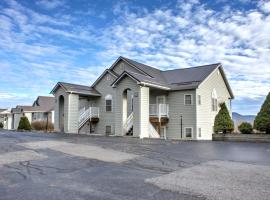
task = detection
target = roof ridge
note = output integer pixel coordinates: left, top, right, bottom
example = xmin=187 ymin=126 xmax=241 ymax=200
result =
xmin=161 ymin=63 xmax=221 ymax=72
xmin=121 ymin=56 xmax=162 ymax=71
xmin=59 ymin=81 xmax=90 ymax=88
xmin=125 ymin=70 xmax=155 ymax=78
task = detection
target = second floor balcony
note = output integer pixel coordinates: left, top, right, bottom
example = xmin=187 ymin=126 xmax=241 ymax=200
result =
xmin=149 ymin=104 xmax=169 ymax=118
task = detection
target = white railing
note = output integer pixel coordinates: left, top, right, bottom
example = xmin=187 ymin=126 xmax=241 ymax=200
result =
xmin=78 ymin=107 xmax=99 ymax=128
xmin=149 ymin=104 xmax=169 ymax=117
xmin=124 ymin=112 xmax=134 ymax=133
xmin=148 ymin=122 xmax=160 ymax=138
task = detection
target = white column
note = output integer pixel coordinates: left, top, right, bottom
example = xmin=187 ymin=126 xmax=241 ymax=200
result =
xmin=67 ymin=94 xmax=79 ymax=134
xmin=139 ymin=86 xmax=149 ymax=138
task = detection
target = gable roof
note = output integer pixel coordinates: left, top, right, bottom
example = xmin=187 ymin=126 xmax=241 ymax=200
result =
xmin=91 ymin=69 xmax=118 ymax=87
xmin=33 ymin=96 xmax=55 ymax=112
xmin=110 ymin=57 xmax=234 ymax=98
xmin=51 ymin=82 xmax=101 ymax=96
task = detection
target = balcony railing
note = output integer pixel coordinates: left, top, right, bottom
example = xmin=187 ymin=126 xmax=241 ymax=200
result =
xmin=149 ymin=104 xmax=169 ymax=117
xmin=78 ymin=107 xmax=99 ymax=128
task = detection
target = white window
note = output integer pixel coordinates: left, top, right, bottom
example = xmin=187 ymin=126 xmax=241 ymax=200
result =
xmin=198 ymin=128 xmax=202 ymax=137
xmin=105 ymin=94 xmax=112 ymax=112
xmin=185 ymin=127 xmax=193 ymax=138
xmin=156 ymin=96 xmax=166 ymax=104
xmin=198 ymin=95 xmax=201 ymax=105
xmin=211 ymin=89 xmax=218 ymax=111
xmin=184 ymin=94 xmax=193 ymax=105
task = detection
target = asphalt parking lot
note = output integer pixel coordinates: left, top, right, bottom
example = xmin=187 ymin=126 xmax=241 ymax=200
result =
xmin=0 ymin=130 xmax=270 ymax=200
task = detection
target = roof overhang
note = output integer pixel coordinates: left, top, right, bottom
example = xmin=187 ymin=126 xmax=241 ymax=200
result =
xmin=198 ymin=64 xmax=234 ymax=99
xmin=111 ymin=71 xmax=171 ymax=90
xmin=109 ymin=56 xmax=152 ymax=77
xmin=50 ymin=82 xmax=101 ymax=97
xmin=91 ymin=69 xmax=118 ymax=88
xmin=50 ymin=82 xmax=64 ymax=94
xmin=111 ymin=71 xmax=140 ymax=87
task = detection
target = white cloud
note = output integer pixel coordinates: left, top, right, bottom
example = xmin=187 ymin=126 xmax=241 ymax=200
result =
xmin=0 ymin=0 xmax=269 ymax=114
xmin=96 ymin=0 xmax=270 ymax=101
xmin=259 ymin=0 xmax=270 ymax=13
xmin=36 ymin=0 xmax=66 ymax=10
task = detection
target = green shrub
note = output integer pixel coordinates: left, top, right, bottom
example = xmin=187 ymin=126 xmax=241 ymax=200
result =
xmin=31 ymin=120 xmax=54 ymax=131
xmin=254 ymin=92 xmax=270 ymax=134
xmin=214 ymin=103 xmax=234 ymax=134
xmin=0 ymin=122 xmax=3 ymax=129
xmin=238 ymin=122 xmax=253 ymax=134
xmin=18 ymin=116 xmax=31 ymax=131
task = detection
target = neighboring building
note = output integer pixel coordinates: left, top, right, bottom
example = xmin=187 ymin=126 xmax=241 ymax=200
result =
xmin=32 ymin=96 xmax=55 ymax=123
xmin=0 ymin=109 xmax=12 ymax=130
xmin=51 ymin=56 xmax=234 ymax=140
xmin=7 ymin=96 xmax=55 ymax=130
xmin=0 ymin=109 xmax=7 ymax=125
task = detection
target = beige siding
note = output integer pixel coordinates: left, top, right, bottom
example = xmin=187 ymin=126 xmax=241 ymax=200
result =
xmin=166 ymin=90 xmax=197 ymax=139
xmin=94 ymin=72 xmax=117 ymax=135
xmin=13 ymin=113 xmax=23 ymax=129
xmin=67 ymin=94 xmax=79 ymax=133
xmin=24 ymin=112 xmax=32 ymax=124
xmin=196 ymin=68 xmax=232 ymax=140
xmin=3 ymin=114 xmax=12 ymax=130
xmin=139 ymin=86 xmax=149 ymax=138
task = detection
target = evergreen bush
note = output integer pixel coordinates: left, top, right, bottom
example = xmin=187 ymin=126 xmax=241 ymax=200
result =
xmin=238 ymin=122 xmax=253 ymax=134
xmin=18 ymin=116 xmax=31 ymax=131
xmin=254 ymin=92 xmax=270 ymax=134
xmin=214 ymin=103 xmax=234 ymax=134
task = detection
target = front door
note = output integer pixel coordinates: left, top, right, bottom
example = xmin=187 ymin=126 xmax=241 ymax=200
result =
xmin=156 ymin=96 xmax=165 ymax=104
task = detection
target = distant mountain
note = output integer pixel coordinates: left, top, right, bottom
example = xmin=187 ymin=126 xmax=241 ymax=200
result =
xmin=232 ymin=112 xmax=256 ymax=123
xmin=232 ymin=112 xmax=256 ymax=131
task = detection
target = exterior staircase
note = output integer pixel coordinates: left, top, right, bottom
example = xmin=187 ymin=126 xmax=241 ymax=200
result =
xmin=148 ymin=122 xmax=160 ymax=138
xmin=124 ymin=112 xmax=134 ymax=135
xmin=78 ymin=107 xmax=99 ymax=129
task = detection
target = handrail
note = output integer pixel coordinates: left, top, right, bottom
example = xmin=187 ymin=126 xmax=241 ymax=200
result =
xmin=78 ymin=107 xmax=99 ymax=128
xmin=124 ymin=112 xmax=134 ymax=133
xmin=149 ymin=104 xmax=169 ymax=117
xmin=148 ymin=122 xmax=160 ymax=138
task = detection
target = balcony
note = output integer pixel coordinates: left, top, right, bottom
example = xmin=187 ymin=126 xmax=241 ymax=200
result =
xmin=149 ymin=104 xmax=169 ymax=124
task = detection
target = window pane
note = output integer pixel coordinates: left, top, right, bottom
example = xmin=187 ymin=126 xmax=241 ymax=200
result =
xmin=185 ymin=95 xmax=192 ymax=105
xmin=185 ymin=128 xmax=192 ymax=137
xmin=198 ymin=128 xmax=201 ymax=137
xmin=198 ymin=95 xmax=201 ymax=105
xmin=106 ymin=100 xmax=112 ymax=112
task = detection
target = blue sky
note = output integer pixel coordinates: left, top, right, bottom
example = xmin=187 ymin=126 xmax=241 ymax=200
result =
xmin=0 ymin=0 xmax=269 ymax=115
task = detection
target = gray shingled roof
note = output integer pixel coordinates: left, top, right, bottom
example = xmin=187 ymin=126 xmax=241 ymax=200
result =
xmin=51 ymin=56 xmax=233 ymax=98
xmin=51 ymin=82 xmax=101 ymax=96
xmin=33 ymin=96 xmax=55 ymax=112
xmin=111 ymin=57 xmax=233 ymax=98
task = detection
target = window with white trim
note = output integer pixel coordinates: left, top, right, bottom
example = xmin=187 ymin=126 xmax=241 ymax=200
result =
xmin=185 ymin=127 xmax=193 ymax=138
xmin=184 ymin=94 xmax=192 ymax=105
xmin=198 ymin=128 xmax=202 ymax=137
xmin=211 ymin=89 xmax=218 ymax=111
xmin=105 ymin=94 xmax=112 ymax=112
xmin=198 ymin=95 xmax=201 ymax=105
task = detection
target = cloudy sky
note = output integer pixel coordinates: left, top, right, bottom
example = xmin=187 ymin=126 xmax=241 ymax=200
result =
xmin=0 ymin=0 xmax=269 ymax=115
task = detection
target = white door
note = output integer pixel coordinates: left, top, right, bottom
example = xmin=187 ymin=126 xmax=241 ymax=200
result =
xmin=156 ymin=96 xmax=165 ymax=104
